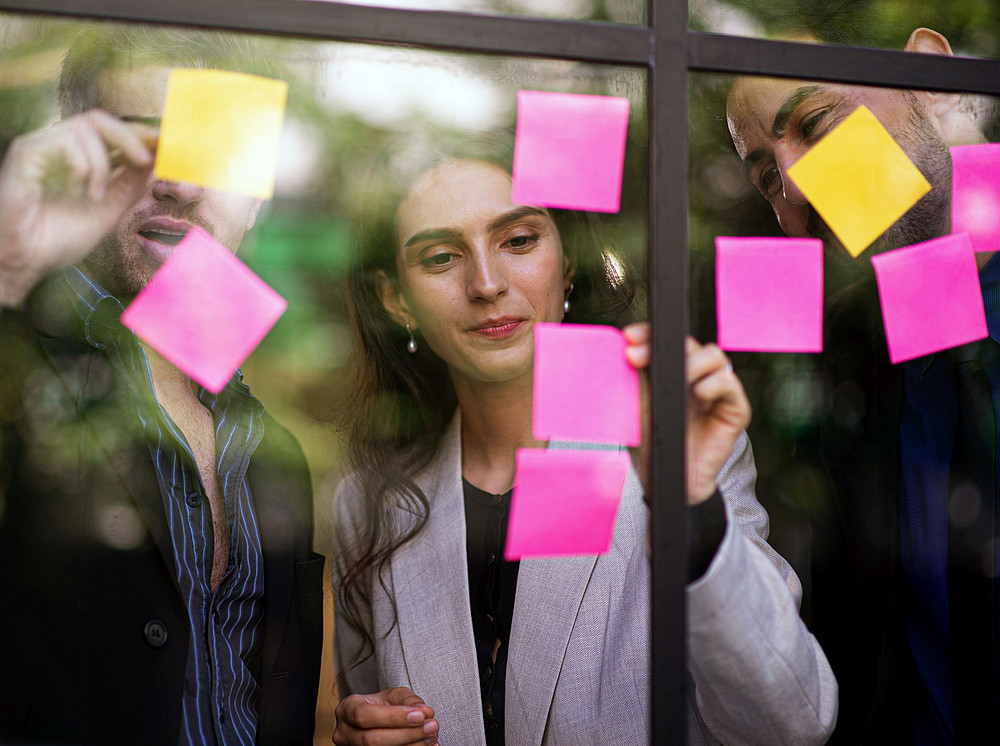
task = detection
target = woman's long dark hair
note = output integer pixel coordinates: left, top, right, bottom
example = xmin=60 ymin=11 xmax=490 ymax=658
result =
xmin=336 ymin=146 xmax=642 ymax=666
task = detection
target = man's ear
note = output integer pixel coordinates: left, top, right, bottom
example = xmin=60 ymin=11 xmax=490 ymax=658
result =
xmin=376 ymin=269 xmax=415 ymax=330
xmin=904 ymin=28 xmax=986 ymax=144
xmin=904 ymin=28 xmax=960 ymax=117
xmin=905 ymin=27 xmax=954 ymax=56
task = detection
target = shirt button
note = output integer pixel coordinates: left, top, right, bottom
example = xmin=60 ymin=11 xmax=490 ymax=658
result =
xmin=491 ymin=494 xmax=502 ymax=506
xmin=185 ymin=492 xmax=202 ymax=508
xmin=144 ymin=620 xmax=168 ymax=648
xmin=487 ymin=552 xmax=497 ymax=564
xmin=485 ymin=665 xmax=493 ymax=678
xmin=485 ymin=614 xmax=495 ymax=628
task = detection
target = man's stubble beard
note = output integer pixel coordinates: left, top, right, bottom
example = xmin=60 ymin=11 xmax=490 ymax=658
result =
xmin=811 ymin=102 xmax=953 ymax=275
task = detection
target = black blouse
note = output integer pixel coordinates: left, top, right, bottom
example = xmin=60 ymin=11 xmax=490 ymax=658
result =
xmin=463 ymin=479 xmax=519 ymax=746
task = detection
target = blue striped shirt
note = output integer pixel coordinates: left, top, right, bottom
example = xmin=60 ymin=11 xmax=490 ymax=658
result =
xmin=64 ymin=267 xmax=267 ymax=746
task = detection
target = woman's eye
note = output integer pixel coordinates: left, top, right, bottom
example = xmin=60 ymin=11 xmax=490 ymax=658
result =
xmin=422 ymin=252 xmax=456 ymax=267
xmin=506 ymin=234 xmax=538 ymax=250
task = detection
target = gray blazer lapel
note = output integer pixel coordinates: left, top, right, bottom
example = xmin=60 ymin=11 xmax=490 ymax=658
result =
xmin=505 ymin=441 xmax=631 ymax=746
xmin=506 ymin=552 xmax=599 ymax=746
xmin=391 ymin=416 xmax=487 ymax=746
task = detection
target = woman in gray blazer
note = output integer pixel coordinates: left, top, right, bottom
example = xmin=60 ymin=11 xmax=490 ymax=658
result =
xmin=331 ymin=154 xmax=838 ymax=746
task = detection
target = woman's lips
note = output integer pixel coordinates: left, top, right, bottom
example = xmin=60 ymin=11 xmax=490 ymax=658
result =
xmin=470 ymin=317 xmax=526 ymax=339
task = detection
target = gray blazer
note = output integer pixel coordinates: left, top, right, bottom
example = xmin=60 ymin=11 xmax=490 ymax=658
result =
xmin=333 ymin=415 xmax=837 ymax=745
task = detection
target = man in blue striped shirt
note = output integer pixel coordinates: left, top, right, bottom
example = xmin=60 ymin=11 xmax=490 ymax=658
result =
xmin=0 ymin=27 xmax=323 ymax=745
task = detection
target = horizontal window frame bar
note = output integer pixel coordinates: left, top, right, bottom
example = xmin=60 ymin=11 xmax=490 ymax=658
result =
xmin=687 ymin=31 xmax=1000 ymax=95
xmin=0 ymin=0 xmax=652 ymax=66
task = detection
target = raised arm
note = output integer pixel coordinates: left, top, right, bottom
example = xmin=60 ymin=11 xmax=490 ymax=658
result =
xmin=0 ymin=110 xmax=155 ymax=307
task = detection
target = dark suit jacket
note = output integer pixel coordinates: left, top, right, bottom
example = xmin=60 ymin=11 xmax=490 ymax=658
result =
xmin=808 ymin=277 xmax=913 ymax=745
xmin=0 ymin=282 xmax=324 ymax=745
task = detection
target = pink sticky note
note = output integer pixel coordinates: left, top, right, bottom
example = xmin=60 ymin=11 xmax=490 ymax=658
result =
xmin=532 ymin=322 xmax=640 ymax=446
xmin=715 ymin=236 xmax=824 ymax=353
xmin=952 ymin=144 xmax=1000 ymax=254
xmin=505 ymin=448 xmax=629 ymax=560
xmin=121 ymin=227 xmax=287 ymax=393
xmin=511 ymin=90 xmax=629 ymax=213
xmin=871 ymin=232 xmax=987 ymax=364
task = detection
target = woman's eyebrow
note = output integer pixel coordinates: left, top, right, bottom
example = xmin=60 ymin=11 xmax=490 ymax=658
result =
xmin=403 ymin=227 xmax=461 ymax=250
xmin=486 ymin=206 xmax=550 ymax=233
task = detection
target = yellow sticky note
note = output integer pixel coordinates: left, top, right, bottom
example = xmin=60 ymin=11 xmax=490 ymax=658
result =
xmin=155 ymin=69 xmax=288 ymax=200
xmin=787 ymin=105 xmax=931 ymax=257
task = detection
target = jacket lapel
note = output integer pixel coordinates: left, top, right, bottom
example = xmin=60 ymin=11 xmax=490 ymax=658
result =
xmin=36 ymin=336 xmax=178 ymax=578
xmin=248 ymin=441 xmax=296 ymax=679
xmin=505 ymin=552 xmax=599 ymax=746
xmin=505 ymin=439 xmax=619 ymax=746
xmin=391 ymin=416 xmax=487 ymax=745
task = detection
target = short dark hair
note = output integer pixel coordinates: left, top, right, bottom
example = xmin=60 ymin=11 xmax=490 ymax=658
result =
xmin=58 ymin=24 xmax=274 ymax=117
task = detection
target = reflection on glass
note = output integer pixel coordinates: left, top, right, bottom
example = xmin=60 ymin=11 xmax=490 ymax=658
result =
xmin=690 ymin=0 xmax=1000 ymax=61
xmin=693 ymin=62 xmax=1000 ymax=744
xmin=298 ymin=0 xmax=646 ymax=25
xmin=0 ymin=11 xmax=647 ymax=743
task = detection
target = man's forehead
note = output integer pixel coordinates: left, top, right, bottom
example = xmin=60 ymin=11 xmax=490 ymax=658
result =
xmin=728 ymin=77 xmax=812 ymax=120
xmin=94 ymin=64 xmax=170 ymax=119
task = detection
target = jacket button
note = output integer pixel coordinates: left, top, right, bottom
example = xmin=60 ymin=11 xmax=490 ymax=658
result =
xmin=144 ymin=620 xmax=168 ymax=648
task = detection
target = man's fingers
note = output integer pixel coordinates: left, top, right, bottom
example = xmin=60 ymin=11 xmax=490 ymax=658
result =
xmin=86 ymin=111 xmax=158 ymax=168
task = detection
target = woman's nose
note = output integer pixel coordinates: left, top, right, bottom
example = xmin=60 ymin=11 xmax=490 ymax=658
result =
xmin=467 ymin=252 xmax=508 ymax=302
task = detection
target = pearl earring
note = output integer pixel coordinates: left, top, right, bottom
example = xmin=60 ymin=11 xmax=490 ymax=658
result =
xmin=406 ymin=322 xmax=418 ymax=354
xmin=563 ymin=282 xmax=574 ymax=314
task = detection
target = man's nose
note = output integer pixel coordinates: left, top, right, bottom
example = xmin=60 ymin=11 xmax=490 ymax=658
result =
xmin=467 ymin=251 xmax=508 ymax=302
xmin=775 ymin=148 xmax=810 ymax=208
xmin=151 ymin=179 xmax=204 ymax=208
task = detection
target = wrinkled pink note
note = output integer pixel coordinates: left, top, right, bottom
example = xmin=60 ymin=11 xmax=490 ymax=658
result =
xmin=121 ymin=227 xmax=287 ymax=393
xmin=715 ymin=236 xmax=824 ymax=353
xmin=952 ymin=144 xmax=1000 ymax=254
xmin=871 ymin=232 xmax=987 ymax=364
xmin=532 ymin=322 xmax=641 ymax=446
xmin=504 ymin=448 xmax=630 ymax=560
xmin=511 ymin=90 xmax=629 ymax=213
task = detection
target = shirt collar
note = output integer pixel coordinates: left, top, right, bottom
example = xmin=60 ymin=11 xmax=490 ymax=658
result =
xmin=59 ymin=266 xmax=252 ymax=405
xmin=979 ymin=252 xmax=1000 ymax=344
xmin=60 ymin=266 xmax=127 ymax=350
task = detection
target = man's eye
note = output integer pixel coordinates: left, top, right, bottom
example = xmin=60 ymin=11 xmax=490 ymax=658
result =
xmin=759 ymin=165 xmax=780 ymax=195
xmin=800 ymin=111 xmax=826 ymax=139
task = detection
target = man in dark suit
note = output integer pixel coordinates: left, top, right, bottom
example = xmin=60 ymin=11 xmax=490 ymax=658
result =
xmin=0 ymin=27 xmax=323 ymax=745
xmin=725 ymin=26 xmax=998 ymax=746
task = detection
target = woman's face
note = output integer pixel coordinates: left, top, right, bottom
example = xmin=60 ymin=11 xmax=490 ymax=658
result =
xmin=385 ymin=159 xmax=572 ymax=389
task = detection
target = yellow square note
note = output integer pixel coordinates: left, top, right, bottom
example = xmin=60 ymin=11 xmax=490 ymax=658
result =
xmin=787 ymin=105 xmax=931 ymax=257
xmin=154 ymin=69 xmax=288 ymax=200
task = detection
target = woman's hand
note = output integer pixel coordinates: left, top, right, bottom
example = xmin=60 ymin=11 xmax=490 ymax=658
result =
xmin=333 ymin=686 xmax=439 ymax=746
xmin=623 ymin=323 xmax=751 ymax=504
xmin=684 ymin=337 xmax=750 ymax=503
xmin=0 ymin=110 xmax=156 ymax=307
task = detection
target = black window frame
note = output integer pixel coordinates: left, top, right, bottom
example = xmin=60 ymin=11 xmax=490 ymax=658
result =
xmin=4 ymin=0 xmax=1000 ymax=741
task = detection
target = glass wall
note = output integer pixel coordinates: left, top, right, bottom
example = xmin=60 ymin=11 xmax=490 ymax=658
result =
xmin=690 ymin=0 xmax=1000 ymax=61
xmin=0 ymin=11 xmax=647 ymax=743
